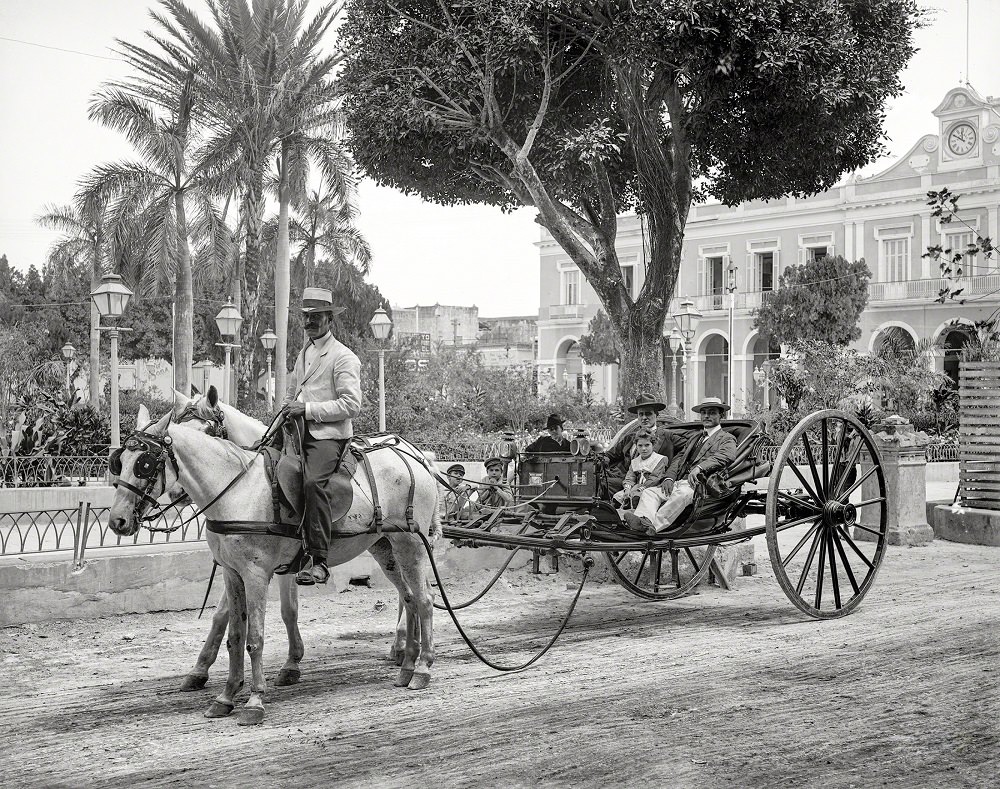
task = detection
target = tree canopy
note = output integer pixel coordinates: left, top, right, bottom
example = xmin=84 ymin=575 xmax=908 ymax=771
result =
xmin=752 ymin=255 xmax=871 ymax=348
xmin=579 ymin=310 xmax=619 ymax=366
xmin=339 ymin=0 xmax=921 ymax=399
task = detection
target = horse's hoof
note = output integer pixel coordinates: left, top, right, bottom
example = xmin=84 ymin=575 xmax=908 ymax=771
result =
xmin=275 ymin=668 xmax=301 ymax=687
xmin=204 ymin=700 xmax=235 ymax=718
xmin=237 ymin=706 xmax=265 ymax=726
xmin=407 ymin=673 xmax=431 ymax=691
xmin=394 ymin=669 xmax=414 ymax=687
xmin=180 ymin=674 xmax=208 ymax=692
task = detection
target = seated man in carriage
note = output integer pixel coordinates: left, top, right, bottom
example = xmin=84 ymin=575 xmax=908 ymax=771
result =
xmin=622 ymin=398 xmax=737 ymax=534
xmin=443 ymin=463 xmax=473 ymax=520
xmin=524 ymin=413 xmax=570 ymax=454
xmin=602 ymin=393 xmax=682 ymax=497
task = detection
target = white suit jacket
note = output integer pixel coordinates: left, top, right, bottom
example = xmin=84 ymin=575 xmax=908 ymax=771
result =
xmin=283 ymin=332 xmax=362 ymax=439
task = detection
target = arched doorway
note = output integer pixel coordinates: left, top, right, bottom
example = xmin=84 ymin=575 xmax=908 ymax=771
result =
xmin=873 ymin=326 xmax=917 ymax=356
xmin=703 ymin=334 xmax=729 ymax=402
xmin=556 ymin=338 xmax=584 ymax=390
xmin=941 ymin=326 xmax=972 ymax=385
xmin=750 ymin=335 xmax=781 ymax=408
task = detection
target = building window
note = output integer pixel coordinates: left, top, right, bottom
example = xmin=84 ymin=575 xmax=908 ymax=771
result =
xmin=705 ymin=256 xmax=725 ymax=296
xmin=808 ymin=247 xmax=828 ymax=263
xmin=798 ymin=233 xmax=834 ymax=265
xmin=563 ymin=269 xmax=580 ymax=305
xmin=882 ymin=237 xmax=910 ymax=282
xmin=620 ymin=264 xmax=635 ymax=298
xmin=754 ymin=251 xmax=775 ymax=292
xmin=944 ymin=231 xmax=980 ymax=276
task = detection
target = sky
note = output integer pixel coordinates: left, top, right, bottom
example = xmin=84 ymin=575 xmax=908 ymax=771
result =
xmin=1 ymin=0 xmax=999 ymax=317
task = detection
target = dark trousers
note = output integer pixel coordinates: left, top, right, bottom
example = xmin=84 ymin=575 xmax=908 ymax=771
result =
xmin=301 ymin=428 xmax=349 ymax=563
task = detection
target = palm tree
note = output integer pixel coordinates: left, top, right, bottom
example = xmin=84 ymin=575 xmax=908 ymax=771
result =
xmin=290 ymin=186 xmax=371 ymax=292
xmin=82 ymin=75 xmax=231 ymax=395
xmin=36 ymin=201 xmax=107 ymax=405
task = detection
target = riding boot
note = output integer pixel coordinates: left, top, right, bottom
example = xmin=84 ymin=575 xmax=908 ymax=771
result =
xmin=295 ymin=555 xmax=330 ymax=586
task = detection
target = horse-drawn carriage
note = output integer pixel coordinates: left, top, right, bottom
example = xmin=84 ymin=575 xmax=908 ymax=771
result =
xmin=441 ymin=409 xmax=889 ymax=619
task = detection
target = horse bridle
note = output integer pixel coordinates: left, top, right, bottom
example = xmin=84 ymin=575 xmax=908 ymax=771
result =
xmin=110 ymin=430 xmax=179 ymax=514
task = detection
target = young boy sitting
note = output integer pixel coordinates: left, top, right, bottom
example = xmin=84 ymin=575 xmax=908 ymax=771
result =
xmin=614 ymin=429 xmax=669 ymax=510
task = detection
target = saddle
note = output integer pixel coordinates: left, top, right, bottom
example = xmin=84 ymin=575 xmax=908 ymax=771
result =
xmin=258 ymin=419 xmax=359 ymax=533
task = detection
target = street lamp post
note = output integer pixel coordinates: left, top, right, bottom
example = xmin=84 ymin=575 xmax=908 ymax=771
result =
xmin=259 ymin=328 xmax=278 ymax=412
xmin=193 ymin=359 xmax=213 ymax=397
xmin=90 ymin=274 xmax=133 ymax=449
xmin=214 ymin=299 xmax=243 ymax=405
xmin=61 ymin=342 xmax=76 ymax=395
xmin=671 ymin=296 xmax=702 ymax=414
xmin=368 ymin=308 xmax=393 ymax=432
xmin=666 ymin=328 xmax=682 ymax=418
xmin=726 ymin=263 xmax=739 ymax=413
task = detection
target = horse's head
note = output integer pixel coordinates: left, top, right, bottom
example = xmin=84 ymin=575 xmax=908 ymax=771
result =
xmin=172 ymin=387 xmax=267 ymax=446
xmin=108 ymin=410 xmax=180 ymax=536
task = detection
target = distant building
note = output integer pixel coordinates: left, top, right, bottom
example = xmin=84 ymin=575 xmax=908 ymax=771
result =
xmin=537 ymin=85 xmax=1000 ymax=412
xmin=477 ymin=315 xmax=537 ymax=368
xmin=392 ymin=304 xmax=479 ymax=348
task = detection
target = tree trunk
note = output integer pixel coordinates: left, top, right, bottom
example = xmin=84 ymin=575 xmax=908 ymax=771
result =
xmin=89 ymin=266 xmax=101 ymax=408
xmin=615 ymin=311 xmax=667 ymax=406
xmin=173 ymin=191 xmax=194 ymax=396
xmin=274 ymin=146 xmax=291 ymax=410
xmin=237 ymin=173 xmax=265 ymax=407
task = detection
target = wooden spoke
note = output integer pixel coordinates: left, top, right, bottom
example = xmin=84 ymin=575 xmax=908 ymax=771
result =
xmin=837 ymin=463 xmax=879 ymax=502
xmin=605 ymin=544 xmax=717 ymax=601
xmin=653 ymin=551 xmax=663 ymax=591
xmin=684 ymin=546 xmax=701 ymax=573
xmin=782 ymin=519 xmax=822 ymax=568
xmin=813 ymin=527 xmax=828 ymax=609
xmin=831 ymin=527 xmax=861 ymax=595
xmin=787 ymin=460 xmax=823 ymax=504
xmin=821 ymin=419 xmax=830 ymax=495
xmin=854 ymin=496 xmax=887 ymax=510
xmin=835 ymin=525 xmax=875 ymax=570
xmin=775 ymin=490 xmax=822 ymax=514
xmin=832 ymin=437 xmax=864 ymax=498
xmin=612 ymin=551 xmax=629 ymax=567
xmin=632 ymin=549 xmax=651 ymax=586
xmin=851 ymin=522 xmax=883 ymax=538
xmin=829 ymin=421 xmax=848 ymax=489
xmin=794 ymin=526 xmax=824 ymax=596
xmin=826 ymin=529 xmax=842 ymax=609
xmin=801 ymin=432 xmax=825 ymax=502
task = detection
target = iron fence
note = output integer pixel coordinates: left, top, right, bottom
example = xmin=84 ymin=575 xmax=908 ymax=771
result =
xmin=0 ymin=500 xmax=206 ymax=564
xmin=0 ymin=455 xmax=110 ymax=488
xmin=758 ymin=443 xmax=957 ymax=464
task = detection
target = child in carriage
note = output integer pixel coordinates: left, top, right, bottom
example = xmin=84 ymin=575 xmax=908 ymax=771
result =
xmin=613 ymin=429 xmax=669 ymax=510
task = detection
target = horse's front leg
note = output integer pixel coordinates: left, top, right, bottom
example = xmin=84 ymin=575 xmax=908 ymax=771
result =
xmin=274 ymin=573 xmax=304 ymax=686
xmin=237 ymin=565 xmax=271 ymax=726
xmin=181 ymin=579 xmax=229 ymax=691
xmin=204 ymin=567 xmax=246 ymax=719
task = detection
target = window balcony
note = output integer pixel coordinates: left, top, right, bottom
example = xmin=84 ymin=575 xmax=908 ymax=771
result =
xmin=548 ymin=303 xmax=585 ymax=319
xmin=867 ymin=274 xmax=1000 ymax=302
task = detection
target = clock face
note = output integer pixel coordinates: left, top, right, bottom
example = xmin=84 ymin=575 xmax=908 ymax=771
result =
xmin=947 ymin=122 xmax=977 ymax=156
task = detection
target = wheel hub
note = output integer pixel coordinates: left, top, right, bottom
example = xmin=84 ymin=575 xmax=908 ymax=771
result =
xmin=823 ymin=500 xmax=856 ymax=527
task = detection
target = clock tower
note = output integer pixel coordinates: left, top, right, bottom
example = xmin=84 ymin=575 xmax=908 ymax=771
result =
xmin=932 ymin=86 xmax=1000 ymax=171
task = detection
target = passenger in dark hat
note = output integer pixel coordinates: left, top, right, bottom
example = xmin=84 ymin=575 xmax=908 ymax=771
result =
xmin=443 ymin=463 xmax=472 ymax=520
xmin=524 ymin=413 xmax=571 ymax=454
xmin=602 ymin=392 xmax=682 ymax=497
xmin=475 ymin=457 xmax=514 ymax=510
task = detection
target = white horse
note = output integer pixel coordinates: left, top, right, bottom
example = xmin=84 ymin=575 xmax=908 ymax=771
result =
xmin=164 ymin=390 xmax=413 ymax=689
xmin=109 ymin=409 xmax=440 ymax=726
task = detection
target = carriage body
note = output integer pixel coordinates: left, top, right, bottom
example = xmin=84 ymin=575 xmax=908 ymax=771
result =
xmin=442 ymin=409 xmax=889 ymax=620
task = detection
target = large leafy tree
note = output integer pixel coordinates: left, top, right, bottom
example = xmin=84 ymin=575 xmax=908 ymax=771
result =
xmin=752 ymin=255 xmax=871 ymax=348
xmin=339 ymin=0 xmax=921 ymax=401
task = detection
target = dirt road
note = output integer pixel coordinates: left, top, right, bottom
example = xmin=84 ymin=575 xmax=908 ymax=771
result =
xmin=2 ymin=535 xmax=998 ymax=788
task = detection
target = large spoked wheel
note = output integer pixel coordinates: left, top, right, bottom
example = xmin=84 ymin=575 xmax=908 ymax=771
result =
xmin=605 ymin=544 xmax=718 ymax=600
xmin=765 ymin=409 xmax=888 ymax=619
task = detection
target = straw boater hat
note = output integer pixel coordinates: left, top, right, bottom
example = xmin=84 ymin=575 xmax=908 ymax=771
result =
xmin=301 ymin=287 xmax=346 ymax=315
xmin=446 ymin=464 xmax=466 ymax=476
xmin=627 ymin=392 xmax=666 ymax=414
xmin=692 ymin=396 xmax=731 ymax=414
xmin=545 ymin=413 xmax=565 ymax=430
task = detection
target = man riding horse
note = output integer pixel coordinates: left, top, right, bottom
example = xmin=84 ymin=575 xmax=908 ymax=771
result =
xmin=280 ymin=287 xmax=362 ymax=586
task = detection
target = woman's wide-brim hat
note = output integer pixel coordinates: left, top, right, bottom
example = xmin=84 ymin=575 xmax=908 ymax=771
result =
xmin=446 ymin=463 xmax=466 ymax=476
xmin=692 ymin=396 xmax=731 ymax=414
xmin=627 ymin=392 xmax=666 ymax=414
xmin=546 ymin=413 xmax=565 ymax=430
xmin=483 ymin=456 xmax=508 ymax=470
xmin=301 ymin=287 xmax=346 ymax=315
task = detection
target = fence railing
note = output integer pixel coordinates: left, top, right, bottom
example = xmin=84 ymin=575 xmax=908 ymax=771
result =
xmin=0 ymin=455 xmax=110 ymax=488
xmin=0 ymin=500 xmax=206 ymax=562
xmin=758 ymin=442 xmax=957 ymax=464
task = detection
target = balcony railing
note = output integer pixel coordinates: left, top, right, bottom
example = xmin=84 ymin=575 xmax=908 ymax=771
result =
xmin=548 ymin=304 xmax=585 ymax=319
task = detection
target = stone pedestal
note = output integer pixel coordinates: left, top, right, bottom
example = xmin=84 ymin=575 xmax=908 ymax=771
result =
xmin=857 ymin=416 xmax=934 ymax=547
xmin=932 ymin=504 xmax=1000 ymax=546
